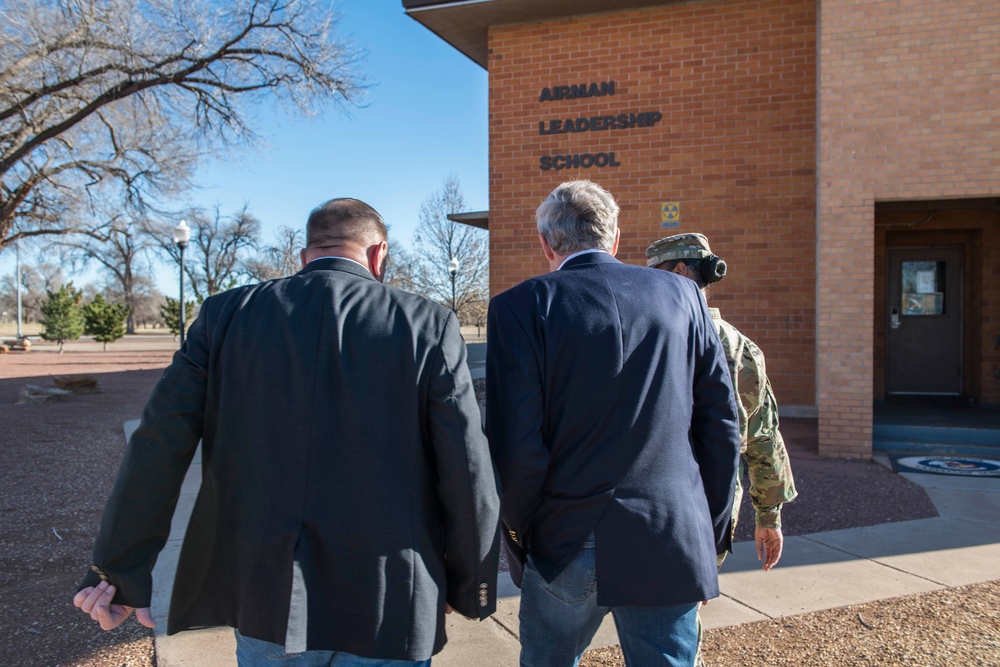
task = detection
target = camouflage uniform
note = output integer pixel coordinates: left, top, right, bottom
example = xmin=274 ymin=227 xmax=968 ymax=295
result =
xmin=711 ymin=308 xmax=797 ymax=559
xmin=645 ymin=233 xmax=797 ymax=546
xmin=647 ymin=233 xmax=797 ymax=666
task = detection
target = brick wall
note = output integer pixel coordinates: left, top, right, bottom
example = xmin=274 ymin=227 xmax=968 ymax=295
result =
xmin=819 ymin=0 xmax=1000 ymax=457
xmin=488 ymin=0 xmax=818 ymax=409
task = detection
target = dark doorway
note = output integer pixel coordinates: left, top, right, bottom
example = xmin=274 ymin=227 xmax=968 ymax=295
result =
xmin=886 ymin=246 xmax=963 ymax=394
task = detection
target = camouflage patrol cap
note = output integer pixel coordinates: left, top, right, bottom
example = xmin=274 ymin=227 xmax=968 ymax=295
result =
xmin=645 ymin=233 xmax=713 ymax=267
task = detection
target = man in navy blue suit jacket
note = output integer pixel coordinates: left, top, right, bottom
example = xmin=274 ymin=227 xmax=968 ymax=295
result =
xmin=486 ymin=180 xmax=740 ymax=667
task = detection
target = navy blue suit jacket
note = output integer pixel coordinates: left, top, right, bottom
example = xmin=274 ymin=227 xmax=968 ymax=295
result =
xmin=486 ymin=252 xmax=740 ymax=606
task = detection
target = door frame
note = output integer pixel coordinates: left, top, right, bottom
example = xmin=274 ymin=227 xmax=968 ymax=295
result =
xmin=875 ymin=222 xmax=982 ymax=402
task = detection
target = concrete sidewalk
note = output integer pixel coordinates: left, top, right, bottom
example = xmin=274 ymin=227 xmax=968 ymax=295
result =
xmin=128 ymin=420 xmax=1000 ymax=666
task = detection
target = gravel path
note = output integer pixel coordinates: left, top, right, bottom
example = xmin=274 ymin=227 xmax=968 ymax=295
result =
xmin=582 ymin=580 xmax=1000 ymax=666
xmin=2 ymin=340 xmax=988 ymax=666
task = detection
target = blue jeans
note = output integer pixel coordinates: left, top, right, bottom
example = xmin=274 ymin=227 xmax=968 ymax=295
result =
xmin=235 ymin=631 xmax=431 ymax=667
xmin=518 ymin=540 xmax=699 ymax=667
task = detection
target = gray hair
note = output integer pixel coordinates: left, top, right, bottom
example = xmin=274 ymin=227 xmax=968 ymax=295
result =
xmin=535 ymin=180 xmax=619 ymax=255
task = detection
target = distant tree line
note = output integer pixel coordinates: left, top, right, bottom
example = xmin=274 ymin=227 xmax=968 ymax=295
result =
xmin=3 ymin=176 xmax=490 ymax=345
xmin=1 ymin=215 xmax=311 ymax=334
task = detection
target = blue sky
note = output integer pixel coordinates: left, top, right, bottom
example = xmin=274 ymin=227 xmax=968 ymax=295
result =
xmin=1 ymin=0 xmax=488 ymax=295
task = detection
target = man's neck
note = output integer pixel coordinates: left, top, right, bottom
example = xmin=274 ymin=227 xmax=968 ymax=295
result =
xmin=302 ymin=243 xmax=371 ymax=272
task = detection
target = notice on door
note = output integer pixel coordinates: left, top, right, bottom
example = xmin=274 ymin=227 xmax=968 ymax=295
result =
xmin=916 ymin=271 xmax=936 ymax=293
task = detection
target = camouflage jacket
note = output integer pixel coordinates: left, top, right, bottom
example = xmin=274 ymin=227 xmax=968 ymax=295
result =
xmin=711 ymin=308 xmax=797 ymax=529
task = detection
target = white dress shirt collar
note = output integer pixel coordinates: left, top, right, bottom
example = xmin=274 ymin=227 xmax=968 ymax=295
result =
xmin=557 ymin=248 xmax=610 ymax=271
xmin=309 ymin=255 xmax=371 ymax=274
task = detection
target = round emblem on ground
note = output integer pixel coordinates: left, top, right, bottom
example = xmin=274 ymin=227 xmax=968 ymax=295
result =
xmin=895 ymin=456 xmax=1000 ymax=477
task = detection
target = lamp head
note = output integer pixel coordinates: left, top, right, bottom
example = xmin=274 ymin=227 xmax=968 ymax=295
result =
xmin=173 ymin=220 xmax=191 ymax=248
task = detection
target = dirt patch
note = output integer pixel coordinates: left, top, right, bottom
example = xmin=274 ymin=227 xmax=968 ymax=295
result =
xmin=0 ymin=338 xmax=172 ymax=667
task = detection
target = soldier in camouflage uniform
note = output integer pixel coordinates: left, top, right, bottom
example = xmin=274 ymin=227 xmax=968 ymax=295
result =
xmin=646 ymin=233 xmax=798 ymax=666
xmin=646 ymin=232 xmax=797 ymax=571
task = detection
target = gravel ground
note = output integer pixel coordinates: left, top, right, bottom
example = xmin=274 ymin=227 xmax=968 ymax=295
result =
xmin=2 ymin=341 xmax=990 ymax=666
xmin=0 ymin=338 xmax=172 ymax=667
xmin=582 ymin=580 xmax=1000 ymax=666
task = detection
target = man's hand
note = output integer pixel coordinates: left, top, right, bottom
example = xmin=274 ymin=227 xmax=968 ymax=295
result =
xmin=755 ymin=526 xmax=784 ymax=571
xmin=73 ymin=581 xmax=156 ymax=631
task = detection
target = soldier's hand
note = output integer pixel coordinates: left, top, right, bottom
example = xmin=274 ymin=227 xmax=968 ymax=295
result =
xmin=755 ymin=526 xmax=784 ymax=571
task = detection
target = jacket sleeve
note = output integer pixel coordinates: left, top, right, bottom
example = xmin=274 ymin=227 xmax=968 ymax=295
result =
xmin=79 ymin=300 xmax=212 ymax=607
xmin=425 ymin=312 xmax=501 ymax=619
xmin=741 ymin=339 xmax=798 ymax=528
xmin=484 ymin=295 xmax=549 ymax=563
xmin=689 ymin=290 xmax=742 ymax=555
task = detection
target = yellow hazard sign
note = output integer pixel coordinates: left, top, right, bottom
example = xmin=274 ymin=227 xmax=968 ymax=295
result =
xmin=661 ymin=202 xmax=680 ymax=228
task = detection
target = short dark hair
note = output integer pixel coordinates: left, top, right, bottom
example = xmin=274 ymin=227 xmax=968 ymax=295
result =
xmin=306 ymin=198 xmax=387 ymax=249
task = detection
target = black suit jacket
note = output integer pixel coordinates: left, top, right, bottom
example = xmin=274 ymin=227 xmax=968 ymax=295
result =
xmin=486 ymin=252 xmax=739 ymax=606
xmin=81 ymin=258 xmax=500 ymax=660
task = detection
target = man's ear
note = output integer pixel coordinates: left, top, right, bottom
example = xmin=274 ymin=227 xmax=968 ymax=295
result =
xmin=300 ymin=248 xmax=308 ymax=269
xmin=368 ymin=240 xmax=389 ymax=282
xmin=609 ymin=227 xmax=621 ymax=257
xmin=538 ymin=233 xmax=556 ymax=261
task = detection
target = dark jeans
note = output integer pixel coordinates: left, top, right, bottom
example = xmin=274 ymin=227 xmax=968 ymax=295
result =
xmin=518 ymin=539 xmax=699 ymax=667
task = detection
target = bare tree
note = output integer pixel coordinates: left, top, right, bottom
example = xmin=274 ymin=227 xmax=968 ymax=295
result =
xmin=0 ymin=255 xmax=66 ymax=323
xmin=100 ymin=273 xmax=161 ymax=331
xmin=141 ymin=291 xmax=169 ymax=329
xmin=463 ymin=298 xmax=488 ymax=337
xmin=411 ymin=176 xmax=488 ymax=319
xmin=155 ymin=204 xmax=261 ymax=302
xmin=383 ymin=238 xmax=418 ymax=293
xmin=243 ymin=225 xmax=304 ymax=282
xmin=54 ymin=213 xmax=157 ymax=333
xmin=0 ymin=0 xmax=365 ymax=252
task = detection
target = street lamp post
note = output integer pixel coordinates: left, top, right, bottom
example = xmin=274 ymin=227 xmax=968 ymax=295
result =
xmin=448 ymin=257 xmax=459 ymax=316
xmin=14 ymin=239 xmax=23 ymax=339
xmin=173 ymin=220 xmax=191 ymax=347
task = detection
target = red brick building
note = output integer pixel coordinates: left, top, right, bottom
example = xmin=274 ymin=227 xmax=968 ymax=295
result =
xmin=404 ymin=0 xmax=1000 ymax=458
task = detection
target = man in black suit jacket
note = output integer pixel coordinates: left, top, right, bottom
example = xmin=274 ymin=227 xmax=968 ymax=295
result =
xmin=75 ymin=198 xmax=500 ymax=666
xmin=486 ymin=180 xmax=740 ymax=666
